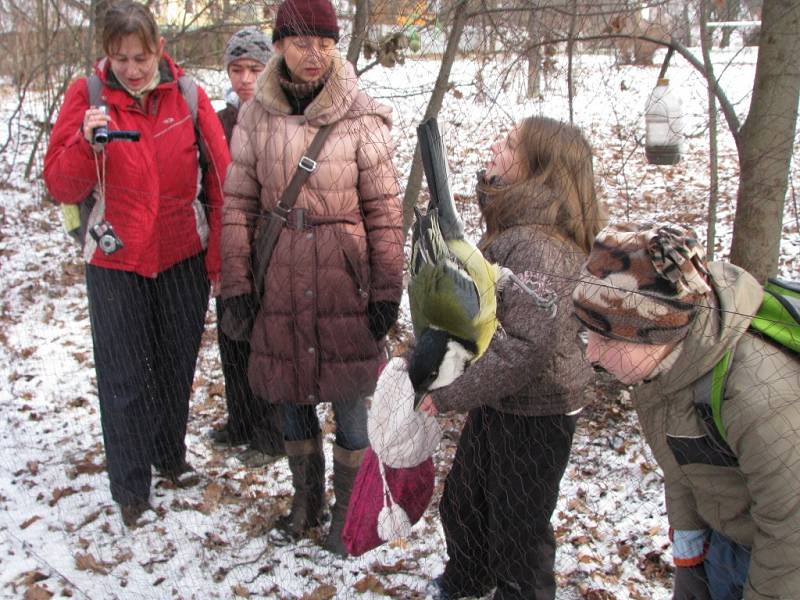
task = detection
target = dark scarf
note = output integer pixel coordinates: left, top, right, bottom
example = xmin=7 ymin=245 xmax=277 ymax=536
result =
xmin=278 ymin=59 xmax=332 ymax=115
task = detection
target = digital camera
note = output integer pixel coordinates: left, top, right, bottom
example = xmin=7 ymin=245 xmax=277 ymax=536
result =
xmin=90 ymin=221 xmax=124 ymax=255
xmin=91 ymin=106 xmax=141 ymax=145
xmin=92 ymin=106 xmax=109 ymax=145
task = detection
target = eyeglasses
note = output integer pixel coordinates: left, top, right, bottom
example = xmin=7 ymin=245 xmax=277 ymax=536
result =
xmin=289 ymin=36 xmax=336 ymax=52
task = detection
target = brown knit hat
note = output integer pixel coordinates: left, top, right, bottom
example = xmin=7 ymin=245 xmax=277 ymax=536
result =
xmin=273 ymin=0 xmax=339 ymax=43
xmin=572 ymin=222 xmax=712 ymax=345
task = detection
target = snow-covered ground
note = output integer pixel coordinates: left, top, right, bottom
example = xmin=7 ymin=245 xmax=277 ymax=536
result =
xmin=0 ymin=46 xmax=798 ymax=599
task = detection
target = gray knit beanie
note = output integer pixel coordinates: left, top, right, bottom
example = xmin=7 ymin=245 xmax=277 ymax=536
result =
xmin=223 ymin=27 xmax=272 ymax=70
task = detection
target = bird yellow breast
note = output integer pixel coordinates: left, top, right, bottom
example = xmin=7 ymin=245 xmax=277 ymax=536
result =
xmin=448 ymin=238 xmax=501 ymax=358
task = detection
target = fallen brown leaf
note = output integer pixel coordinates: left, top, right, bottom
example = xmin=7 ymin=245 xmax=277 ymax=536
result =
xmin=75 ymin=553 xmax=111 ymax=575
xmin=21 ymin=572 xmax=48 ymax=586
xmin=68 ymin=459 xmax=105 ymax=479
xmin=49 ymin=487 xmax=77 ymax=507
xmin=301 ymin=584 xmax=337 ymax=600
xmin=24 ymin=584 xmax=53 ymax=600
xmin=20 ymin=516 xmax=41 ymax=530
xmin=353 ymin=575 xmax=385 ymax=594
xmin=198 ymin=482 xmax=223 ymax=515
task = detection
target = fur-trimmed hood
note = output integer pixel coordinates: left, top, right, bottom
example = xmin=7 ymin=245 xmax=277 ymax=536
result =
xmin=254 ymin=52 xmax=392 ymax=128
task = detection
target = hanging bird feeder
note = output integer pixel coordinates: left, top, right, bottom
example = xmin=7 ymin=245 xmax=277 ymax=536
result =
xmin=645 ymin=48 xmax=683 ymax=165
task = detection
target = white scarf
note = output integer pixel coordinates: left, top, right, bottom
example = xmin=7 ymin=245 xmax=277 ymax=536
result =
xmin=115 ymin=67 xmax=161 ymax=100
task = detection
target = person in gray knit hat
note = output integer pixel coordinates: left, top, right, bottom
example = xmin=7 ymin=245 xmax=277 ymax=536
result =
xmin=209 ymin=27 xmax=284 ymax=469
xmin=572 ymin=222 xmax=800 ymax=600
xmin=217 ymin=27 xmax=272 ymax=142
xmin=223 ymin=27 xmax=272 ymax=71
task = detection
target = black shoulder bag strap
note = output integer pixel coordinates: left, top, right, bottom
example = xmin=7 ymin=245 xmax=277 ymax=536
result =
xmin=252 ymin=124 xmax=334 ymax=297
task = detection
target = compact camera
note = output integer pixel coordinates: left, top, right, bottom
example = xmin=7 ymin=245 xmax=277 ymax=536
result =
xmin=90 ymin=221 xmax=124 ymax=255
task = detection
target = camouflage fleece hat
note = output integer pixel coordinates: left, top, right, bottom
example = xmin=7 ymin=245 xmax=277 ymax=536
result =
xmin=572 ymin=222 xmax=712 ymax=345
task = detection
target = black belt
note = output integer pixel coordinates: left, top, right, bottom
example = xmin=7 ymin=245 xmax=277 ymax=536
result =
xmin=284 ymin=208 xmax=362 ymax=230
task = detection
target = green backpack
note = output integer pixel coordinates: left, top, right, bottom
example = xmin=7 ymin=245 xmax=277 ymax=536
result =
xmin=693 ymin=278 xmax=800 ymax=461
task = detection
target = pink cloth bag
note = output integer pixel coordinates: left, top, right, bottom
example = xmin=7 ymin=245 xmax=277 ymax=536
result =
xmin=341 ymin=446 xmax=435 ymax=556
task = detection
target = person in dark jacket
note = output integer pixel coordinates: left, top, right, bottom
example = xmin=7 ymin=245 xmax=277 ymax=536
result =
xmin=418 ymin=117 xmax=606 ymax=599
xmin=43 ymin=0 xmax=230 ymax=528
xmin=209 ymin=27 xmax=286 ymax=468
xmin=572 ymin=223 xmax=800 ymax=600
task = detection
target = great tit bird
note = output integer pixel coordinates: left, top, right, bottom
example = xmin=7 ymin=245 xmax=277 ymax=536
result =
xmin=408 ymin=118 xmax=546 ymax=401
xmin=408 ymin=118 xmax=502 ymax=398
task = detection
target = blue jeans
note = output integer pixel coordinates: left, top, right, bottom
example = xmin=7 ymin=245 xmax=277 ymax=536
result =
xmin=282 ymin=398 xmax=368 ymax=451
xmin=705 ymin=531 xmax=751 ymax=600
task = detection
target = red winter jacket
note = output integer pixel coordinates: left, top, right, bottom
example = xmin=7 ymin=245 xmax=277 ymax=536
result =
xmin=44 ymin=53 xmax=230 ymax=283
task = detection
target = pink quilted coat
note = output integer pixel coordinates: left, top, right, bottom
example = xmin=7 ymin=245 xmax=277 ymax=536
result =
xmin=220 ymin=53 xmax=403 ymax=406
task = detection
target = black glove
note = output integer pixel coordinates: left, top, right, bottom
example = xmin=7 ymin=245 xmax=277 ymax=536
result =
xmin=367 ymin=301 xmax=399 ymax=340
xmin=673 ymin=565 xmax=711 ymax=600
xmin=220 ymin=294 xmax=258 ymax=342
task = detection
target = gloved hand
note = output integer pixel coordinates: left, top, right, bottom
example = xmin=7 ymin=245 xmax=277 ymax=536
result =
xmin=220 ymin=294 xmax=258 ymax=342
xmin=367 ymin=301 xmax=399 ymax=339
xmin=673 ymin=565 xmax=711 ymax=600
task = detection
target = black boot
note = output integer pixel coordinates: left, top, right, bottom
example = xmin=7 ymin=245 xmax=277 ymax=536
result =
xmin=323 ymin=445 xmax=366 ymax=556
xmin=120 ymin=500 xmax=152 ymax=529
xmin=155 ymin=461 xmax=200 ymax=488
xmin=208 ymin=423 xmax=250 ymax=447
xmin=275 ymin=436 xmax=325 ymax=538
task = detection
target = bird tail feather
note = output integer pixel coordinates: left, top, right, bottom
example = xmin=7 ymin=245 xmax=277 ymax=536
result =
xmin=417 ymin=117 xmax=464 ymax=241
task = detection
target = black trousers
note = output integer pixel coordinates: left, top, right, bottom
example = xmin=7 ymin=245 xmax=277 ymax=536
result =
xmin=439 ymin=406 xmax=577 ymax=600
xmin=87 ymin=254 xmax=209 ymax=505
xmin=214 ymin=298 xmax=283 ymax=453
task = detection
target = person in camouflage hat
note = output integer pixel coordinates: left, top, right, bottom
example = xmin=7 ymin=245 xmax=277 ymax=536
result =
xmin=572 ymin=223 xmax=711 ymax=342
xmin=572 ymin=222 xmax=800 ymax=600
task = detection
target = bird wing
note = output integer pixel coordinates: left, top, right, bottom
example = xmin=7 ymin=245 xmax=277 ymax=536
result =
xmin=408 ymin=258 xmax=481 ymax=341
xmin=410 ymin=207 xmax=450 ymax=278
xmin=448 ymin=238 xmax=502 ymax=356
xmin=417 ymin=117 xmax=464 ymax=241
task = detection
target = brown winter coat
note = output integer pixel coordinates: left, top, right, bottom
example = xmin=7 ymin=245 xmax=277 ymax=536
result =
xmin=220 ymin=53 xmax=403 ymax=405
xmin=430 ymin=222 xmax=592 ymax=417
xmin=634 ymin=262 xmax=800 ymax=599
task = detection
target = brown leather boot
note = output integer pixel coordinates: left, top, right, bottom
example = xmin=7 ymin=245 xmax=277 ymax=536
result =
xmin=275 ymin=436 xmax=325 ymax=538
xmin=323 ymin=445 xmax=366 ymax=556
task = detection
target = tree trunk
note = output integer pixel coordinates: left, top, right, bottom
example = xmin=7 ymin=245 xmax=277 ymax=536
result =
xmin=718 ymin=0 xmax=741 ymax=48
xmin=566 ymin=0 xmax=577 ymax=123
xmin=526 ymin=8 xmax=541 ymax=98
xmin=93 ymin=0 xmax=111 ymax=62
xmin=729 ymin=0 xmax=800 ymax=282
xmin=346 ymin=0 xmax=369 ymax=67
xmin=681 ymin=0 xmax=692 ymax=46
xmin=401 ymin=0 xmax=469 ymax=236
xmin=700 ymin=0 xmax=719 ymax=260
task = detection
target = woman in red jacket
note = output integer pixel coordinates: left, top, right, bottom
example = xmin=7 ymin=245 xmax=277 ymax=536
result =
xmin=44 ymin=1 xmax=230 ymax=528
